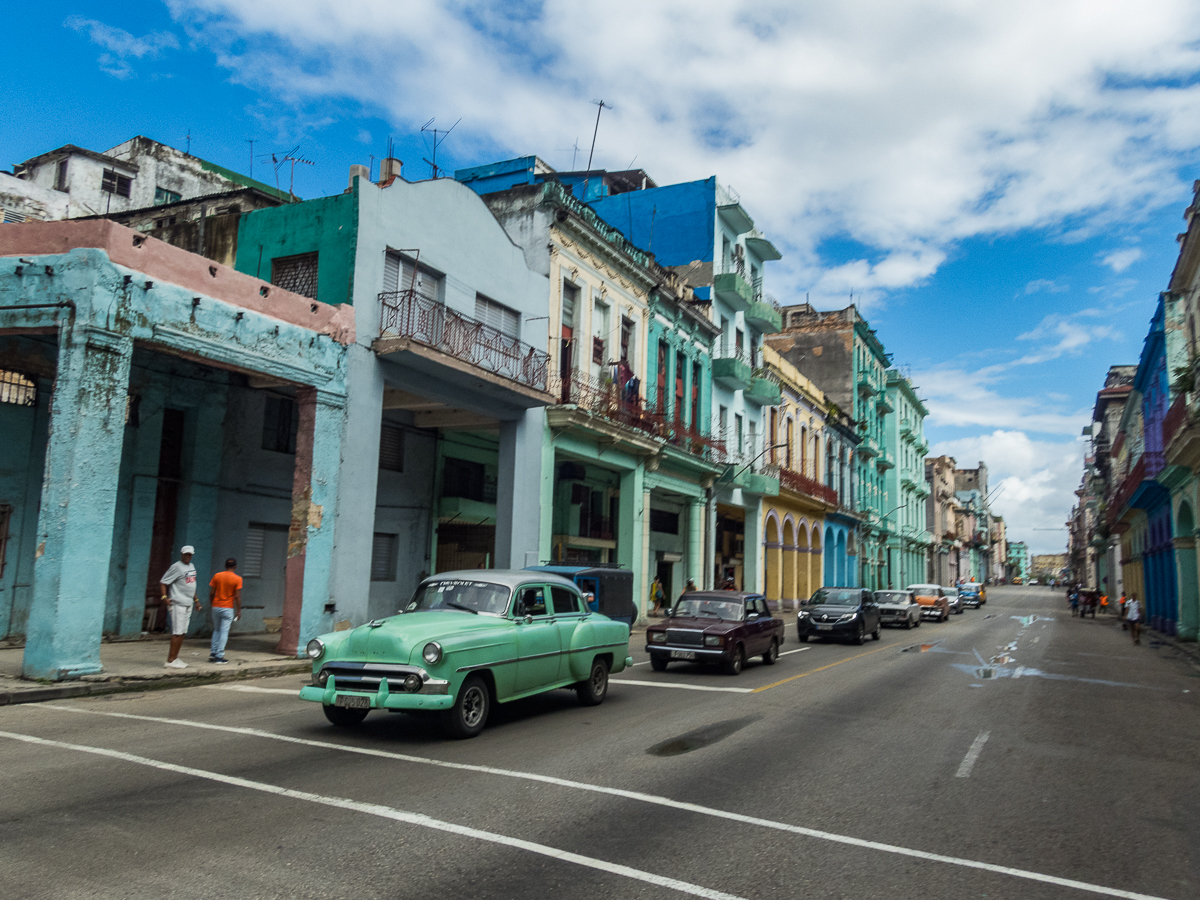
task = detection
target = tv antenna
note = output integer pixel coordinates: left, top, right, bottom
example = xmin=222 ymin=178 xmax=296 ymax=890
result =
xmin=420 ymin=117 xmax=461 ymax=179
xmin=556 ymin=138 xmax=581 ymax=169
xmin=244 ymin=139 xmax=256 ymax=179
xmin=581 ymin=99 xmax=613 ymax=200
xmin=260 ymin=145 xmax=313 ymax=200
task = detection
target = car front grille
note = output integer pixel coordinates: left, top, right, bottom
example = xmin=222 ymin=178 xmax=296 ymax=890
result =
xmin=665 ymin=629 xmax=705 ymax=646
xmin=321 ymin=663 xmax=448 ymax=695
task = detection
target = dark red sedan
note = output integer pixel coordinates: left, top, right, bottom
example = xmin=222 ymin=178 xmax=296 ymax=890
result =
xmin=645 ymin=592 xmax=785 ymax=676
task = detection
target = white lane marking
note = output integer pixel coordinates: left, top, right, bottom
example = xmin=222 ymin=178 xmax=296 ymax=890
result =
xmin=1033 ymin=637 xmax=1040 ymax=644
xmin=201 ymin=685 xmax=299 ymax=695
xmin=956 ymin=731 xmax=991 ymax=778
xmin=778 ymin=647 xmax=812 ymax=657
xmin=38 ymin=706 xmax=1166 ymax=900
xmin=0 ymin=729 xmax=743 ymax=900
xmin=611 ymin=679 xmax=753 ymax=694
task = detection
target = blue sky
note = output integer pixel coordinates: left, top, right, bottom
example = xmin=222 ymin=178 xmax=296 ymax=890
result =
xmin=12 ymin=1 xmax=1200 ymax=553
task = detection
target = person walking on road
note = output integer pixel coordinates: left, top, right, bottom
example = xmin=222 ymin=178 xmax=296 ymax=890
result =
xmin=161 ymin=546 xmax=200 ymax=668
xmin=1126 ymin=594 xmax=1142 ymax=645
xmin=649 ymin=576 xmax=667 ymax=616
xmin=208 ymin=558 xmax=243 ymax=664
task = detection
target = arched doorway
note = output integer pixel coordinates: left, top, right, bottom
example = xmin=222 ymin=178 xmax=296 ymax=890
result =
xmin=1175 ymin=500 xmax=1198 ymax=641
xmin=823 ymin=526 xmax=835 ymax=585
xmin=765 ymin=515 xmax=782 ymax=604
xmin=837 ymin=531 xmax=848 ymax=585
xmin=782 ymin=518 xmax=797 ymax=608
xmin=797 ymin=523 xmax=811 ymax=600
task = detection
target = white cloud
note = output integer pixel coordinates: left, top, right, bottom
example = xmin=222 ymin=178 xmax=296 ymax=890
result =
xmin=165 ymin=0 xmax=1200 ymax=298
xmin=929 ymin=431 xmax=1082 ymax=554
xmin=1011 ymin=308 xmax=1116 ymax=365
xmin=65 ymin=16 xmax=179 ymax=79
xmin=1101 ymin=246 xmax=1144 ymax=272
xmin=915 ymin=365 xmax=1090 ymax=435
xmin=1023 ymin=278 xmax=1069 ymax=295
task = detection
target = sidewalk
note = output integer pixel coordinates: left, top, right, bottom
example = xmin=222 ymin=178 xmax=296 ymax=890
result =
xmin=0 ymin=633 xmax=310 ymax=706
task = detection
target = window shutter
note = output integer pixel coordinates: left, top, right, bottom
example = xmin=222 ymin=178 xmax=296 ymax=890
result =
xmin=474 ymin=295 xmax=519 ymax=337
xmin=379 ymin=424 xmax=405 ymax=471
xmin=243 ymin=526 xmax=266 ymax=578
xmin=371 ymin=533 xmax=397 ymax=581
xmin=383 ymin=252 xmax=400 ymax=294
xmin=271 ymin=253 xmax=319 ymax=301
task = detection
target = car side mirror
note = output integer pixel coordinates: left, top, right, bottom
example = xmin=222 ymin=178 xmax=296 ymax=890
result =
xmin=522 ymin=613 xmax=533 ymax=625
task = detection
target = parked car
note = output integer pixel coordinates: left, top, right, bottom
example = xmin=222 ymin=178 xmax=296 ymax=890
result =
xmin=944 ymin=587 xmax=965 ymax=614
xmin=958 ymin=583 xmax=985 ymax=608
xmin=797 ymin=587 xmax=882 ymax=644
xmin=645 ymin=592 xmax=783 ymax=675
xmin=299 ymin=571 xmax=633 ymax=738
xmin=906 ymin=583 xmax=950 ymax=622
xmin=873 ymin=589 xmax=921 ymax=628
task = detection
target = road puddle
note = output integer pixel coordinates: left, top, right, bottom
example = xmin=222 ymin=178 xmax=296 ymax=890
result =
xmin=647 ymin=715 xmax=761 ymax=756
xmin=951 ymin=662 xmax=1151 ymax=689
xmin=901 ymin=642 xmax=942 ymax=653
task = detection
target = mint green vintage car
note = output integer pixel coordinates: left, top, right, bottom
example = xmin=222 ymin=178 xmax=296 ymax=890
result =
xmin=298 ymin=571 xmax=634 ymax=738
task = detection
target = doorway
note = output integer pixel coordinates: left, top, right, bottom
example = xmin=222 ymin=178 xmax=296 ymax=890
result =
xmin=142 ymin=409 xmax=185 ymax=632
xmin=239 ymin=523 xmax=289 ymax=632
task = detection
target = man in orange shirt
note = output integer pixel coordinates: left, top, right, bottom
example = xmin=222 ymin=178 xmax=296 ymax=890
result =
xmin=208 ymin=558 xmax=243 ymax=664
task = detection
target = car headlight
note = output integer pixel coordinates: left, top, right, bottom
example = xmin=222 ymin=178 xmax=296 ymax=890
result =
xmin=422 ymin=641 xmax=443 ymax=665
xmin=798 ymin=611 xmax=810 ymax=619
xmin=704 ymin=634 xmax=723 ymax=646
xmin=650 ymin=631 xmax=667 ymax=643
xmin=306 ymin=639 xmax=324 ymax=660
xmin=837 ymin=613 xmax=857 ymax=623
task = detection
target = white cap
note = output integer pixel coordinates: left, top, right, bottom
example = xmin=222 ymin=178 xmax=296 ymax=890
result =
xmin=181 ymin=545 xmax=195 ymax=555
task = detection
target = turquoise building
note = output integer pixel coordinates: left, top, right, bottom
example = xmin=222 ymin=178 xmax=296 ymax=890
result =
xmin=883 ymin=370 xmax=931 ymax=588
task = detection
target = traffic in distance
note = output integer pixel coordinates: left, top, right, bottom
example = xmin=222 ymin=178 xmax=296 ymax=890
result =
xmin=299 ymin=570 xmax=991 ymax=738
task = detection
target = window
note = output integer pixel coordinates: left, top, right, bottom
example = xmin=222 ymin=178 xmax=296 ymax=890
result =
xmin=561 ymin=281 xmax=579 ymax=331
xmin=517 ymin=586 xmax=547 ymax=616
xmin=3 ymin=209 xmax=26 ymax=224
xmin=242 ymin=526 xmax=266 ymax=578
xmin=656 ymin=341 xmax=668 ymax=409
xmin=379 ymin=424 xmax=405 ymax=471
xmin=675 ymin=351 xmax=686 ymax=419
xmin=735 ymin=413 xmax=744 ymax=453
xmin=443 ymin=456 xmax=496 ymax=502
xmin=593 ymin=301 xmax=609 ymax=365
xmin=620 ymin=316 xmax=634 ymax=362
xmin=371 ymin=533 xmax=397 ymax=582
xmin=719 ymin=405 xmax=728 ymax=439
xmin=100 ymin=168 xmax=132 ymax=198
xmin=262 ymin=396 xmax=298 ymax=454
xmin=154 ymin=186 xmax=181 ymax=206
xmin=383 ymin=252 xmax=442 ymax=302
xmin=154 ymin=217 xmax=177 ymax=229
xmin=0 ymin=370 xmax=36 ymax=406
xmin=691 ymin=361 xmax=701 ymax=426
xmin=271 ymin=252 xmax=319 ymax=301
xmin=749 ymin=421 xmax=757 ymax=458
xmin=475 ymin=294 xmax=519 ymax=338
xmin=550 ymin=586 xmax=580 ymax=615
xmin=650 ymin=508 xmax=680 ymax=534
xmin=55 ymin=158 xmax=68 ymax=192
xmin=735 ymin=328 xmax=744 ymax=357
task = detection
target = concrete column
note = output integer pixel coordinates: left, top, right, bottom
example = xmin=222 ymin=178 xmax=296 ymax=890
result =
xmin=278 ymin=386 xmax=345 ymax=656
xmin=328 ymin=345 xmax=383 ymax=625
xmin=618 ymin=465 xmax=645 ymax=618
xmin=687 ymin=499 xmax=704 ymax=588
xmin=174 ymin=388 xmax=227 ymax=635
xmin=743 ymin=498 xmax=764 ymax=593
xmin=496 ymin=407 xmax=547 ymax=569
xmin=116 ymin=397 xmax=166 ymax=638
xmin=23 ymin=327 xmax=133 ymax=680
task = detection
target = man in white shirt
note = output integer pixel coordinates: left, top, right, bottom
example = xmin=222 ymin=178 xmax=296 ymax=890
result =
xmin=1125 ymin=594 xmax=1142 ymax=646
xmin=161 ymin=545 xmax=201 ymax=668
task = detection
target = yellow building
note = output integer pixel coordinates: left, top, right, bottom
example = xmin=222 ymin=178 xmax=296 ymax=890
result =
xmin=761 ymin=346 xmax=838 ymax=608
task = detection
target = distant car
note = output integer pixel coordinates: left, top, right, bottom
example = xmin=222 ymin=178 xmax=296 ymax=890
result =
xmin=873 ymin=590 xmax=921 ymax=628
xmin=958 ymin=583 xmax=985 ymax=608
xmin=645 ymin=592 xmax=784 ymax=675
xmin=1030 ymin=578 xmax=1039 ymax=585
xmin=798 ymin=587 xmax=882 ymax=644
xmin=907 ymin=583 xmax=950 ymax=622
xmin=944 ymin=587 xmax=965 ymax=614
xmin=299 ymin=571 xmax=633 ymax=738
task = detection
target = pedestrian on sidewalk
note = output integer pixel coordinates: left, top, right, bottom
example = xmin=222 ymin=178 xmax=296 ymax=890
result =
xmin=161 ymin=546 xmax=200 ymax=668
xmin=1119 ymin=591 xmax=1129 ymax=630
xmin=208 ymin=558 xmax=243 ymax=664
xmin=1126 ymin=594 xmax=1142 ymax=645
xmin=1099 ymin=594 xmax=1109 ymax=615
xmin=649 ymin=576 xmax=666 ymax=616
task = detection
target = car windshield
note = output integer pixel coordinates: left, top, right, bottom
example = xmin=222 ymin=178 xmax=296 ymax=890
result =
xmin=672 ymin=598 xmax=743 ymax=621
xmin=807 ymin=589 xmax=860 ymax=606
xmin=873 ymin=592 xmax=910 ymax=604
xmin=404 ymin=580 xmax=510 ymax=616
xmin=945 ymin=589 xmax=959 ymax=597
xmin=907 ymin=584 xmax=940 ymax=594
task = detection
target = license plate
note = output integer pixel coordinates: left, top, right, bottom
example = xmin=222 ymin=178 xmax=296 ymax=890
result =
xmin=670 ymin=650 xmax=697 ymax=660
xmin=335 ymin=695 xmax=371 ymax=709
xmin=816 ymin=624 xmax=833 ymax=631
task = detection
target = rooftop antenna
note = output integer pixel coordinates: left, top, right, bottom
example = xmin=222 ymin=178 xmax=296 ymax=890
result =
xmin=556 ymin=138 xmax=582 ymax=169
xmin=244 ymin=139 xmax=256 ymax=179
xmin=186 ymin=128 xmax=192 ymax=155
xmin=369 ymin=154 xmax=377 ymax=182
xmin=260 ymin=145 xmax=311 ymax=200
xmin=420 ymin=117 xmax=461 ymax=179
xmin=582 ymin=99 xmax=613 ymax=201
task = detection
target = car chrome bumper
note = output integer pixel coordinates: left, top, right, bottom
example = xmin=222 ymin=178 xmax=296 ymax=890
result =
xmin=646 ymin=645 xmax=727 ymax=659
xmin=299 ymin=671 xmax=454 ymax=711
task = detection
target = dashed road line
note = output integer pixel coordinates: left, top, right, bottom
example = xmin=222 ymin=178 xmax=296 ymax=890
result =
xmin=956 ymin=731 xmax=991 ymax=778
xmin=611 ymin=679 xmax=753 ymax=694
xmin=752 ymin=643 xmax=894 ymax=693
xmin=33 ymin=705 xmax=1168 ymax=900
xmin=0 ymin=729 xmax=743 ymax=900
xmin=778 ymin=647 xmax=812 ymax=657
xmin=201 ymin=685 xmax=299 ymax=695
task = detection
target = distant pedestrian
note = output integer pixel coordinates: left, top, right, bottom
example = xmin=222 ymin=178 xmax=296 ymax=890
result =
xmin=723 ymin=574 xmax=736 ymax=590
xmin=208 ymin=558 xmax=243 ymax=664
xmin=1099 ymin=594 xmax=1109 ymax=615
xmin=684 ymin=578 xmax=697 ymax=593
xmin=161 ymin=546 xmax=200 ymax=668
xmin=1126 ymin=595 xmax=1142 ymax=645
xmin=650 ymin=576 xmax=666 ymax=616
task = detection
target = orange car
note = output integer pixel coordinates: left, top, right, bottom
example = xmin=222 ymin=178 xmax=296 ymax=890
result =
xmin=906 ymin=583 xmax=950 ymax=622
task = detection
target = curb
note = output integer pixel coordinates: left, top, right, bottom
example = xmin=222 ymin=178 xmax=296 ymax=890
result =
xmin=0 ymin=662 xmax=311 ymax=706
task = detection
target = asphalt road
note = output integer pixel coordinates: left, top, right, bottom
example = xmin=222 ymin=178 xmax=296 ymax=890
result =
xmin=2 ymin=585 xmax=1198 ymax=900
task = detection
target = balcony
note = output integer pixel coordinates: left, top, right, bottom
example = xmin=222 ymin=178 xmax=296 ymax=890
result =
xmin=378 ymin=289 xmax=549 ymax=394
xmin=779 ymin=467 xmax=838 ymax=507
xmin=644 ymin=402 xmax=727 ymax=466
xmin=1164 ymin=394 xmax=1188 ymax=449
xmin=712 ymin=354 xmax=753 ymax=391
xmin=857 ymin=374 xmax=877 ymax=396
xmin=745 ymin=373 xmax=783 ymax=406
xmin=713 ymin=271 xmax=753 ymax=312
xmin=856 ymin=435 xmax=880 ymax=458
xmin=548 ymin=368 xmax=662 ymax=449
xmin=876 ymin=451 xmax=895 ymax=471
xmin=745 ymin=296 xmax=782 ymax=333
xmin=876 ymin=393 xmax=894 ymax=413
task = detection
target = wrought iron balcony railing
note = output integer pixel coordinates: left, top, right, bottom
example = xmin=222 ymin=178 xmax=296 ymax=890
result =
xmin=779 ymin=467 xmax=839 ymax=506
xmin=549 ymin=368 xmax=661 ymax=436
xmin=379 ymin=290 xmax=550 ymax=392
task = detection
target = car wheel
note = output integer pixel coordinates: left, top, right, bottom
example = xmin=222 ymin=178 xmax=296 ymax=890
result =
xmin=941 ymin=610 xmax=949 ymax=622
xmin=322 ymin=704 xmax=369 ymax=727
xmin=577 ymin=658 xmax=610 ymax=707
xmin=650 ymin=655 xmax=669 ymax=672
xmin=442 ymin=674 xmax=490 ymax=739
xmin=872 ymin=622 xmax=881 ymax=641
xmin=722 ymin=644 xmax=745 ymax=676
xmin=851 ymin=623 xmax=866 ymax=645
xmin=798 ymin=630 xmax=809 ymax=642
xmin=904 ymin=616 xmax=912 ymax=629
xmin=763 ymin=638 xmax=779 ymax=665
xmin=956 ymin=606 xmax=964 ymax=614
xmin=914 ymin=616 xmax=921 ymax=628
